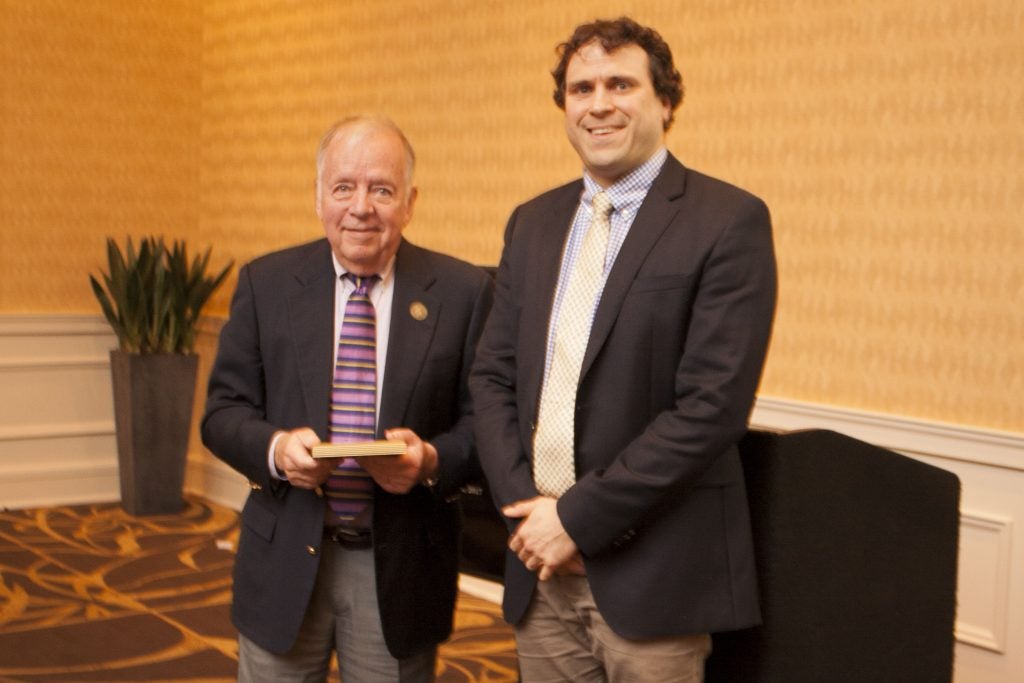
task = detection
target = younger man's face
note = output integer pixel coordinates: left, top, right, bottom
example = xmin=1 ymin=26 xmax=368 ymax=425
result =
xmin=562 ymin=40 xmax=670 ymax=187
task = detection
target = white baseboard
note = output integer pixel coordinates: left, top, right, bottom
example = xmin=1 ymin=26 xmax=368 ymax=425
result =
xmin=0 ymin=460 xmax=121 ymax=509
xmin=458 ymin=573 xmax=504 ymax=605
xmin=185 ymin=452 xmax=249 ymax=512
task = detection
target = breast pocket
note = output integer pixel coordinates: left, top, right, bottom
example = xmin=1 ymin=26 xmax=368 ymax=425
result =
xmin=627 ymin=273 xmax=696 ymax=295
xmin=620 ymin=273 xmax=698 ymax=339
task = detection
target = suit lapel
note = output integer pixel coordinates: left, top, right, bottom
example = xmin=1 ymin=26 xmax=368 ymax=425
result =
xmin=287 ymin=241 xmax=337 ymax=439
xmin=379 ymin=241 xmax=439 ymax=432
xmin=520 ymin=184 xmax=583 ymax=420
xmin=582 ymin=156 xmax=689 ymax=377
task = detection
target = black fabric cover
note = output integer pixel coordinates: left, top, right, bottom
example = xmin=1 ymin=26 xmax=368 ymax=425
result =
xmin=459 ymin=480 xmax=507 ymax=582
xmin=706 ymin=429 xmax=960 ymax=682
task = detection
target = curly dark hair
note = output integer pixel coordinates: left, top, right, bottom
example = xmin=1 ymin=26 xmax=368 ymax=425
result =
xmin=551 ymin=17 xmax=684 ymax=130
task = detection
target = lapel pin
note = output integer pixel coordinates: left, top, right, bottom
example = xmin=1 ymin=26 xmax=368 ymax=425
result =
xmin=409 ymin=301 xmax=428 ymax=321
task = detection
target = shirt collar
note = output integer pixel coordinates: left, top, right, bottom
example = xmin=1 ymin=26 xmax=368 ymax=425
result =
xmin=330 ymin=250 xmax=396 ymax=287
xmin=581 ymin=147 xmax=668 ymax=212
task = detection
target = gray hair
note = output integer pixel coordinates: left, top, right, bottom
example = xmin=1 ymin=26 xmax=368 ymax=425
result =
xmin=315 ymin=115 xmax=416 ymax=201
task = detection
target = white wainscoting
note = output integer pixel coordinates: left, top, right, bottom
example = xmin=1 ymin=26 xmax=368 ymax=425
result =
xmin=0 ymin=315 xmax=121 ymax=508
xmin=956 ymin=510 xmax=1013 ymax=654
xmin=0 ymin=314 xmax=247 ymax=511
xmin=2 ymin=315 xmax=1021 ymax=682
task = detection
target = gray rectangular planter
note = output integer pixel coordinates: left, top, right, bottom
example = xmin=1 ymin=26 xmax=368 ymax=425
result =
xmin=110 ymin=350 xmax=198 ymax=515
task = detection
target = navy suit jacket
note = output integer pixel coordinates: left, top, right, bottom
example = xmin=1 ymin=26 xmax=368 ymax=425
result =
xmin=470 ymin=154 xmax=777 ymax=637
xmin=202 ymin=238 xmax=493 ymax=657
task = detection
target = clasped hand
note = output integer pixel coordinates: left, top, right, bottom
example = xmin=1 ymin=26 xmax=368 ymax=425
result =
xmin=273 ymin=427 xmax=438 ymax=494
xmin=504 ymin=496 xmax=583 ymax=581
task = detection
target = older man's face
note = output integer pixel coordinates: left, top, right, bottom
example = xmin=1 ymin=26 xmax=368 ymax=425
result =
xmin=316 ymin=125 xmax=417 ymax=276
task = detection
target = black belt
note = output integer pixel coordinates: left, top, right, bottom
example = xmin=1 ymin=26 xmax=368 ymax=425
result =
xmin=324 ymin=526 xmax=372 ymax=550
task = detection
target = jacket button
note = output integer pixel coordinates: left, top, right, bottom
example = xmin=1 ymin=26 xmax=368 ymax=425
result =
xmin=306 ymin=545 xmax=318 ymax=556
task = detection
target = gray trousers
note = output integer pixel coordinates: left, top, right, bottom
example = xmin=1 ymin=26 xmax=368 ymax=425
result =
xmin=237 ymin=538 xmax=435 ymax=682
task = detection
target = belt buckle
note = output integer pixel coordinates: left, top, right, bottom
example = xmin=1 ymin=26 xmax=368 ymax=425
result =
xmin=326 ymin=526 xmax=372 ymax=550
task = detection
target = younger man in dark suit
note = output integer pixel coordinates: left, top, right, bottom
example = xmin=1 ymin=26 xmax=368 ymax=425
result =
xmin=470 ymin=17 xmax=777 ymax=681
xmin=202 ymin=115 xmax=493 ymax=682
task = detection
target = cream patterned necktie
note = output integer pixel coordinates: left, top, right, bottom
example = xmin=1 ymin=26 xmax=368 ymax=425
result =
xmin=533 ymin=191 xmax=613 ymax=498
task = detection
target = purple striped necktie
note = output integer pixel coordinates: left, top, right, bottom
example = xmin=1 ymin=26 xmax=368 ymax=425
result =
xmin=324 ymin=274 xmax=379 ymax=529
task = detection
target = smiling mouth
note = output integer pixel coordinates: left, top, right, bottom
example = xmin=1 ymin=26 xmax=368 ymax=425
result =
xmin=586 ymin=125 xmax=621 ymax=137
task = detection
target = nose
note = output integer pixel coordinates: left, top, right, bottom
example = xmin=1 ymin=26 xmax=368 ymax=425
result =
xmin=590 ymin=85 xmax=614 ymax=115
xmin=349 ymin=188 xmax=373 ymax=217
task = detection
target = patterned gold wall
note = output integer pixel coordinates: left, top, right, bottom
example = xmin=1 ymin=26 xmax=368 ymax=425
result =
xmin=1 ymin=0 xmax=1021 ymax=432
xmin=0 ymin=0 xmax=202 ymax=311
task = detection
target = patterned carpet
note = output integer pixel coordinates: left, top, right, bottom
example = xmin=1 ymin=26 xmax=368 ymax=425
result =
xmin=0 ymin=497 xmax=516 ymax=682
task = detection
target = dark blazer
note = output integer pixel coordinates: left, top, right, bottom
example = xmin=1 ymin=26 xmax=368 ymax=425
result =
xmin=470 ymin=154 xmax=777 ymax=638
xmin=201 ymin=238 xmax=494 ymax=658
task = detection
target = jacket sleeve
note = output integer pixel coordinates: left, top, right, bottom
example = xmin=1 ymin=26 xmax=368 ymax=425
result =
xmin=428 ymin=267 xmax=495 ymax=499
xmin=469 ymin=206 xmax=543 ymax=522
xmin=200 ymin=263 xmax=281 ymax=491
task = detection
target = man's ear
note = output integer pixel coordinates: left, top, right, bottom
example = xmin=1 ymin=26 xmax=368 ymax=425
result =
xmin=406 ymin=186 xmax=419 ymax=214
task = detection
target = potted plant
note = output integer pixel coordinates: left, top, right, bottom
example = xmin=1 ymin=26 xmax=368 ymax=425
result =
xmin=90 ymin=236 xmax=232 ymax=515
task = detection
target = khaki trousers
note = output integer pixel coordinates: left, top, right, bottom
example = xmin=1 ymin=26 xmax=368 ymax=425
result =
xmin=514 ymin=574 xmax=711 ymax=683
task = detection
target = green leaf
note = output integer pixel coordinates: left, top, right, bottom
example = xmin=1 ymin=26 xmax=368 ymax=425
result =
xmin=89 ymin=235 xmax=233 ymax=355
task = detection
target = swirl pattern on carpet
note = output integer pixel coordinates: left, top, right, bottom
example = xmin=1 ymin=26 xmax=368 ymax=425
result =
xmin=0 ymin=497 xmax=515 ymax=682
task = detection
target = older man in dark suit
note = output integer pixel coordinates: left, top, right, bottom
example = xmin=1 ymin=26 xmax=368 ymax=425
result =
xmin=202 ymin=115 xmax=493 ymax=682
xmin=470 ymin=17 xmax=777 ymax=682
